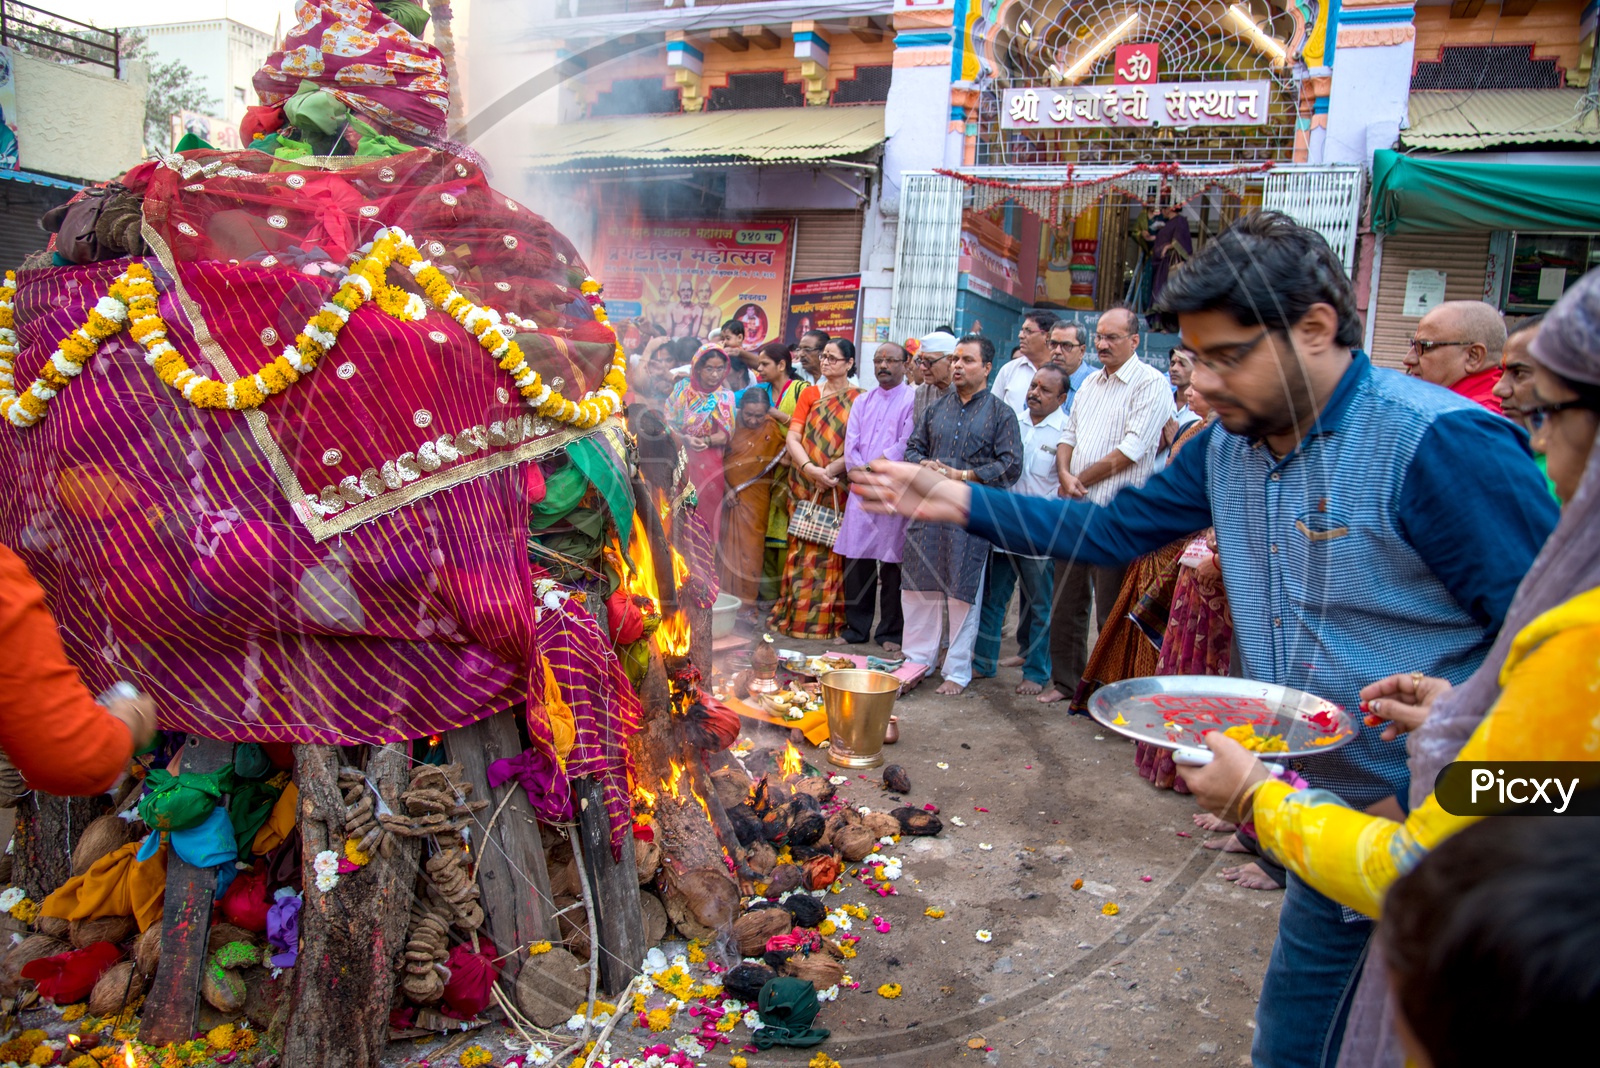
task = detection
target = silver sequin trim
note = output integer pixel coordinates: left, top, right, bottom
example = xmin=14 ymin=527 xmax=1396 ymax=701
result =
xmin=494 ymin=281 xmax=510 ymax=292
xmin=322 ymin=449 xmax=342 ymax=466
xmin=455 ymin=163 xmax=468 ymax=177
xmin=502 ymin=235 xmax=518 ymax=250
xmin=379 ymin=167 xmax=396 ymax=182
xmin=413 ymin=409 xmax=433 ymax=428
xmin=506 ymin=199 xmax=519 ymax=211
xmin=267 ymin=214 xmax=288 ymax=229
xmin=359 ymin=205 xmax=379 ymax=217
xmin=260 ymin=328 xmax=279 ymax=346
xmin=177 ymin=223 xmax=198 ymax=236
xmin=428 ymin=330 xmax=448 ymax=344
xmin=496 ymin=387 xmax=510 ymax=404
xmin=184 ymin=183 xmax=205 ymax=192
xmin=428 ymin=241 xmax=446 ymax=257
xmin=260 ymin=255 xmax=279 ymax=268
xmin=440 ymin=192 xmax=458 ymax=206
xmin=336 ymin=361 xmax=357 ymax=380
xmin=286 ymin=174 xmax=306 ymax=189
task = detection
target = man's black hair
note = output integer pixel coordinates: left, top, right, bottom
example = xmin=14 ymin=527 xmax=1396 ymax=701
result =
xmin=1030 ymin=362 xmax=1069 ymax=393
xmin=957 ymin=333 xmax=995 ymax=366
xmin=666 ymin=335 xmax=702 ymax=363
xmin=1384 ymin=816 xmax=1600 ymax=1068
xmin=1024 ymin=309 xmax=1060 ymax=334
xmin=802 ymin=328 xmax=830 ymax=347
xmin=1152 ymin=211 xmax=1363 ymax=347
xmin=1507 ymin=312 xmax=1545 ymax=338
xmin=721 ymin=319 xmax=745 ymax=338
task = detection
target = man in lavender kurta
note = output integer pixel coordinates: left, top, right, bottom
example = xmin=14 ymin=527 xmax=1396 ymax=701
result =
xmin=838 ymin=342 xmax=916 ymax=649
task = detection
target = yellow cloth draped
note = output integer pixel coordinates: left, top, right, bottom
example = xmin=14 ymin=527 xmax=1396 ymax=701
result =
xmin=1250 ymin=585 xmax=1600 ymax=918
xmin=41 ymin=840 xmax=169 ymax=932
xmin=250 ymin=781 xmax=300 ymax=856
xmin=543 ymin=658 xmax=576 ymax=765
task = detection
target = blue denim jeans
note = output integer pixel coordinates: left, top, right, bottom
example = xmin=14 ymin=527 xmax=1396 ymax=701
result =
xmin=973 ymin=552 xmax=1053 ymax=685
xmin=1253 ymin=872 xmax=1373 ymax=1068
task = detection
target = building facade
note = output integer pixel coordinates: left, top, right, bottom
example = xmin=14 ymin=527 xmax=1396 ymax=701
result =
xmin=129 ymin=19 xmax=275 ymax=149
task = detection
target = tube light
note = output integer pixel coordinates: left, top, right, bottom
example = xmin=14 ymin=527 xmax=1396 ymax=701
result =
xmin=1226 ymin=5 xmax=1288 ymax=68
xmin=1060 ymin=13 xmax=1140 ymax=84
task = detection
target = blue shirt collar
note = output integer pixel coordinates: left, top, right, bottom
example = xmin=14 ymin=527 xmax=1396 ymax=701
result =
xmin=1312 ymin=351 xmax=1372 ymax=435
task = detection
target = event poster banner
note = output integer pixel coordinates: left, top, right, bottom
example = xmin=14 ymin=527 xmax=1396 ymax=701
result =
xmin=0 ymin=46 xmax=19 ymax=170
xmin=786 ymin=276 xmax=861 ymax=345
xmin=589 ymin=218 xmax=794 ymax=351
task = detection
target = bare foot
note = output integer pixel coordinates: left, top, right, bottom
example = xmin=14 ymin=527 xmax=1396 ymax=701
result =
xmin=999 ymin=655 xmax=1025 ymax=668
xmin=1221 ymin=863 xmax=1283 ymax=891
xmin=832 ymin=636 xmax=850 ymax=646
xmin=1016 ymin=680 xmax=1043 ymax=695
xmin=1202 ymin=833 xmax=1250 ymax=853
xmin=1035 ymin=687 xmax=1068 ymax=705
xmin=881 ymin=641 xmax=902 ymax=654
xmin=1193 ymin=813 xmax=1237 ymax=833
xmin=935 ymin=680 xmax=966 ymax=696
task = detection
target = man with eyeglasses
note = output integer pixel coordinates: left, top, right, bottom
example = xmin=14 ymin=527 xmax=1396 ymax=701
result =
xmin=1046 ymin=321 xmax=1094 ymax=409
xmin=793 ymin=329 xmax=828 ymax=385
xmin=992 ymin=311 xmax=1059 ymax=415
xmin=1403 ymin=300 xmax=1506 ymax=414
xmin=912 ymin=330 xmax=957 ymax=427
xmin=849 ymin=212 xmax=1557 ymax=1068
xmin=1040 ymin=305 xmax=1174 ymax=707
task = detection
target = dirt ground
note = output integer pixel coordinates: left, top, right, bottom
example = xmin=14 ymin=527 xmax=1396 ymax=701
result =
xmin=392 ymin=638 xmax=1279 ymax=1068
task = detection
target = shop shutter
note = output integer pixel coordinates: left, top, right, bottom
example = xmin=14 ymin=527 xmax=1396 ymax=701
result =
xmin=0 ymin=183 xmax=68 ymax=272
xmin=1369 ymin=233 xmax=1491 ymax=370
xmin=791 ymin=210 xmax=865 ymax=281
xmin=890 ymin=172 xmax=964 ymax=339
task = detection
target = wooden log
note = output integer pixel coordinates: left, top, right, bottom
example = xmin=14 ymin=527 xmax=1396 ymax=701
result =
xmin=11 ymin=793 xmax=111 ymax=902
xmin=282 ymin=744 xmax=420 ymax=1068
xmin=445 ymin=709 xmax=559 ymax=982
xmin=574 ymin=776 xmax=644 ymax=995
xmin=139 ymin=736 xmax=232 ymax=1046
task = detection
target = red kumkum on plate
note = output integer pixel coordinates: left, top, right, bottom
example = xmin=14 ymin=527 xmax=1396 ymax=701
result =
xmin=1086 ymin=676 xmax=1358 ymax=759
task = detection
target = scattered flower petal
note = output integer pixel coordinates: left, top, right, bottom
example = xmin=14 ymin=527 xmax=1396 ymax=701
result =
xmin=975 ymin=929 xmax=993 ymax=943
xmin=936 ymin=762 xmax=949 ymax=770
xmin=1102 ymin=902 xmax=1120 ymax=916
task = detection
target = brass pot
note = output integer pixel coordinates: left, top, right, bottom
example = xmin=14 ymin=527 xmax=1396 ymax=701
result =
xmin=820 ymin=669 xmax=900 ymax=769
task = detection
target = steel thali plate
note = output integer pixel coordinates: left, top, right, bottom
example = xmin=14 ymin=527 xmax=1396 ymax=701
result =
xmin=1086 ymin=676 xmax=1357 ymax=759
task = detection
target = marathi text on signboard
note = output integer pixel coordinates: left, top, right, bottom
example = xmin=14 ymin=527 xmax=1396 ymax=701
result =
xmin=1000 ymin=82 xmax=1272 ymax=130
xmin=786 ymin=276 xmax=861 ymax=345
xmin=589 ymin=218 xmax=794 ymax=350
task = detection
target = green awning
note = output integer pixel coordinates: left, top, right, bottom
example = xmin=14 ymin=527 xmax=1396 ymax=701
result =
xmin=1371 ymin=149 xmax=1600 ymax=235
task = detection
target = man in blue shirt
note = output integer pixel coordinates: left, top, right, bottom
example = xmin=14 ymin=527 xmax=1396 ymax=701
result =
xmin=851 ymin=212 xmax=1557 ymax=1068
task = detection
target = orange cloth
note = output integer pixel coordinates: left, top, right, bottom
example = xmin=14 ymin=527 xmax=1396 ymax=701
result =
xmin=40 ymin=839 xmax=168 ymax=931
xmin=0 ymin=544 xmax=133 ymax=795
xmin=250 ymin=782 xmax=299 ymax=856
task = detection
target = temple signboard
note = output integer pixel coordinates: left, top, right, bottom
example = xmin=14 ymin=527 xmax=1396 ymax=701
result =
xmin=1000 ymin=81 xmax=1272 ymax=129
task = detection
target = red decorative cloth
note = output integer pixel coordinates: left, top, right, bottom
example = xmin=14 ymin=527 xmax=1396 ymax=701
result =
xmin=253 ymin=0 xmax=450 ymax=140
xmin=440 ymin=939 xmax=499 ymax=1019
xmin=220 ymin=864 xmax=273 ymax=932
xmin=21 ymin=941 xmax=124 ymax=1003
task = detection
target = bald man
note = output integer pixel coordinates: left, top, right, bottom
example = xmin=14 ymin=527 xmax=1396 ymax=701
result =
xmin=1403 ymin=300 xmax=1506 ymax=414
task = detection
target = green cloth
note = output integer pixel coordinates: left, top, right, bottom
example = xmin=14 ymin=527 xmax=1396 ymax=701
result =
xmin=174 ymin=131 xmax=214 ymax=153
xmin=229 ymin=780 xmax=285 ymax=858
xmin=1371 ymin=149 xmax=1600 ymax=235
xmin=351 ymin=118 xmax=411 ymax=158
xmin=752 ymin=977 xmax=830 ymax=1049
xmin=529 ymin=464 xmax=590 ymax=530
xmin=273 ymin=135 xmax=316 ymax=162
xmin=233 ymin=743 xmax=273 ymax=781
xmin=568 ymin=436 xmax=633 ymax=552
xmin=139 ymin=766 xmax=237 ymax=832
xmin=376 ymin=0 xmax=430 ymax=37
xmin=283 ymin=79 xmax=350 ymax=137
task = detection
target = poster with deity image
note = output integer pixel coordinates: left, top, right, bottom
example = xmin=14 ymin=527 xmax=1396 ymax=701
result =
xmin=588 ymin=217 xmax=794 ymax=355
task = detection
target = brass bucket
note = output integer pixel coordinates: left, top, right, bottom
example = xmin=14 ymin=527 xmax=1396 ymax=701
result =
xmin=821 ymin=669 xmax=900 ymax=769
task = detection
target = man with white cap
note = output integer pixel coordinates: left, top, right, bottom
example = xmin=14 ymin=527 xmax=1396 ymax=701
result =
xmin=913 ymin=330 xmax=958 ymax=429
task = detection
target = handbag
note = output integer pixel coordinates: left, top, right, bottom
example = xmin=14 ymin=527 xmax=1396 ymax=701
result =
xmin=789 ymin=488 xmax=843 ymax=548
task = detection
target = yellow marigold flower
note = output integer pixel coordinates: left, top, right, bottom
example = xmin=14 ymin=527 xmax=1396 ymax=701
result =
xmin=529 ymin=940 xmax=552 ymax=955
xmin=877 ymin=983 xmax=902 ymax=999
xmin=1101 ymin=902 xmax=1120 ymax=916
xmin=809 ymin=1054 xmax=842 ymax=1068
xmin=647 ymin=1007 xmax=674 ymax=1032
xmin=687 ymin=940 xmax=706 ymax=964
xmin=838 ymin=943 xmax=857 ymax=959
xmin=234 ymin=1030 xmax=257 ymax=1051
xmin=458 ymin=1043 xmax=494 ymax=1068
xmin=632 ymin=992 xmax=647 ymax=1013
xmin=924 ymin=908 xmax=945 ymax=919
xmin=716 ymin=1012 xmax=738 ymax=1033
xmin=205 ymin=1023 xmax=236 ymax=1050
xmin=29 ymin=1046 xmax=57 ymax=1065
xmin=11 ymin=897 xmax=39 ymax=922
xmin=67 ymin=1056 xmax=97 ymax=1068
xmin=729 ymin=1057 xmax=748 ymax=1068
xmin=60 ymin=1003 xmax=87 ymax=1022
xmin=344 ymin=839 xmax=371 ymax=866
xmin=817 ymin=920 xmax=836 ymax=936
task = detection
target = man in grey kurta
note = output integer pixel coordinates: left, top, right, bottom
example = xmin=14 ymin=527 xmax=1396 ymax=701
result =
xmin=900 ymin=335 xmax=1022 ymax=693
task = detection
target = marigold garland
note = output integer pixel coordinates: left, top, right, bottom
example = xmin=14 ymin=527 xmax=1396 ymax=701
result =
xmin=0 ymin=226 xmax=630 ymax=435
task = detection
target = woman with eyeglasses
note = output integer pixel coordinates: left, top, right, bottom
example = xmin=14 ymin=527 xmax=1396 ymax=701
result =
xmin=771 ymin=339 xmax=863 ymax=640
xmin=1179 ymin=267 xmax=1600 ymax=1066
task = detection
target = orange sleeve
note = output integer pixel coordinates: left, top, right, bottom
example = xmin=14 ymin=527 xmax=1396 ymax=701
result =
xmin=792 ymin=386 xmax=819 ymax=427
xmin=0 ymin=545 xmax=133 ymax=795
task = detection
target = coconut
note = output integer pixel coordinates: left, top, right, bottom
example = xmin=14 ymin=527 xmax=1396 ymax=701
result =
xmin=781 ymin=952 xmax=844 ymax=989
xmin=0 ymin=934 xmax=71 ymax=997
xmin=135 ymin=924 xmax=162 ymax=977
xmin=35 ymin=915 xmax=69 ymax=939
xmin=862 ymin=812 xmax=903 ymax=839
xmin=881 ymin=765 xmax=912 ymax=795
xmin=634 ymin=835 xmax=661 ymax=885
xmin=70 ymin=916 xmax=137 ymax=949
xmin=744 ymin=840 xmax=777 ymax=876
xmin=552 ymin=895 xmax=590 ymax=960
xmin=206 ymin=922 xmax=260 ymax=955
xmin=733 ymin=908 xmax=791 ymax=957
xmin=781 ymin=894 xmax=826 ymax=929
xmin=640 ymin=891 xmax=669 ymax=946
xmin=765 ymin=863 xmax=805 ymax=898
xmin=722 ymin=961 xmax=776 ymax=1002
xmin=891 ymin=806 xmax=943 ymax=836
xmin=87 ymin=961 xmax=144 ymax=1015
xmin=832 ymin=825 xmax=877 ymax=862
xmin=710 ymin=766 xmax=753 ymax=812
xmin=202 ymin=962 xmax=247 ymax=1013
xmin=72 ymin=815 xmax=135 ymax=876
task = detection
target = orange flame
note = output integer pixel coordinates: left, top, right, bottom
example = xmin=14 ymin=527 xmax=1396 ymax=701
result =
xmin=632 ymin=782 xmax=657 ymax=810
xmin=780 ymin=743 xmax=803 ymax=778
xmin=66 ymin=1036 xmax=79 ymax=1049
xmin=624 ymin=515 xmax=691 ymax=657
xmin=665 ymin=759 xmax=686 ymax=801
xmin=688 ymin=779 xmax=713 ymax=821
xmin=123 ymin=1045 xmax=136 ymax=1068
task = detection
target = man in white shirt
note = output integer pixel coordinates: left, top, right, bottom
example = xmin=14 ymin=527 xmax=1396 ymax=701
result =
xmin=973 ymin=364 xmax=1071 ymax=693
xmin=1039 ymin=306 xmax=1175 ymax=706
xmin=991 ymin=311 xmax=1059 ymax=414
